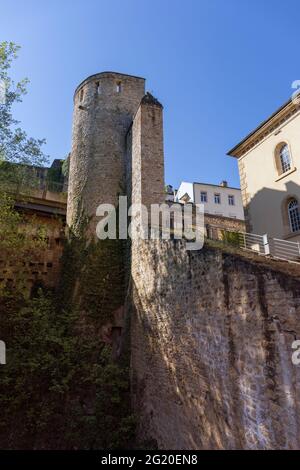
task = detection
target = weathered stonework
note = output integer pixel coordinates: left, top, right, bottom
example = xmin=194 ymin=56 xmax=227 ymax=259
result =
xmin=131 ymin=239 xmax=300 ymax=450
xmin=0 ymin=213 xmax=64 ymax=294
xmin=65 ymin=71 xmax=300 ymax=450
xmin=67 ymin=72 xmax=145 ymax=235
xmin=131 ymin=94 xmax=164 ymax=210
xmin=204 ymin=212 xmax=245 ymax=233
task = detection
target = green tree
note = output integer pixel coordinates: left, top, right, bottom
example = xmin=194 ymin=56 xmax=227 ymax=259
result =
xmin=0 ymin=42 xmax=48 ymax=190
xmin=0 ymin=42 xmax=48 ymax=291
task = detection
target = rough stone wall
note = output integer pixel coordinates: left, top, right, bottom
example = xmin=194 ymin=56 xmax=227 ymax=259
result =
xmin=131 ymin=239 xmax=300 ymax=449
xmin=67 ymin=72 xmax=145 ymax=235
xmin=130 ymin=94 xmax=165 ymax=211
xmin=164 ymin=203 xmax=245 ymax=235
xmin=0 ymin=213 xmax=64 ymax=294
xmin=204 ymin=213 xmax=245 ymax=233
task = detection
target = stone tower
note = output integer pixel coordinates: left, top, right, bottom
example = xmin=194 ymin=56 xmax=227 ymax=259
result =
xmin=67 ymin=72 xmax=146 ymax=234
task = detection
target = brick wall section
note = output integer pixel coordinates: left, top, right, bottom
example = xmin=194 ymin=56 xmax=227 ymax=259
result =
xmin=165 ymin=202 xmax=245 ymax=233
xmin=131 ymin=239 xmax=300 ymax=449
xmin=0 ymin=214 xmax=64 ymax=294
xmin=204 ymin=213 xmax=245 ymax=232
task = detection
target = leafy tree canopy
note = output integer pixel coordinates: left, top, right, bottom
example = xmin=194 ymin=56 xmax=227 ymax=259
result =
xmin=0 ymin=42 xmax=48 ymax=189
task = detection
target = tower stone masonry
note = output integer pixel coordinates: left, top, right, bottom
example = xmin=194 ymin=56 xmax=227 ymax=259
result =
xmin=67 ymin=71 xmax=165 ymax=235
xmin=64 ymin=71 xmax=300 ymax=450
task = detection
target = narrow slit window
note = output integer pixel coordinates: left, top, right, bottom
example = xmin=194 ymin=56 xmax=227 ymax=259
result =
xmin=116 ymin=82 xmax=122 ymax=93
xmin=79 ymin=88 xmax=84 ymax=102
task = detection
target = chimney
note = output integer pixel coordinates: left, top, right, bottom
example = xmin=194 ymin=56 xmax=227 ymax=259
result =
xmin=220 ymin=180 xmax=228 ymax=187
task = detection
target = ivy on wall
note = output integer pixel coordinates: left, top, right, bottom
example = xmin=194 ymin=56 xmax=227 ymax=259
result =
xmin=0 ymin=200 xmax=135 ymax=449
xmin=0 ymin=291 xmax=135 ymax=449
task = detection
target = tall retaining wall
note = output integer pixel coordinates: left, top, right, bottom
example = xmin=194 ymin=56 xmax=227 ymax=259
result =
xmin=131 ymin=240 xmax=300 ymax=449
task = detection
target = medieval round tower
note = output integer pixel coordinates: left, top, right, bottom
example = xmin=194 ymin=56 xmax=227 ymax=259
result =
xmin=67 ymin=71 xmax=145 ymax=234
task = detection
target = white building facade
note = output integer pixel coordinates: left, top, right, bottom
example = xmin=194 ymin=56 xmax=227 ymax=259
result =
xmin=176 ymin=181 xmax=244 ymax=220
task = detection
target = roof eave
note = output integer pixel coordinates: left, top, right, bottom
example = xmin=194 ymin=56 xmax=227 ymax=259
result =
xmin=227 ymin=97 xmax=296 ymax=158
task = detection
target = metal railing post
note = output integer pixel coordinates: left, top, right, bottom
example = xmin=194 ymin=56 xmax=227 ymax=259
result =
xmin=263 ymin=234 xmax=270 ymax=255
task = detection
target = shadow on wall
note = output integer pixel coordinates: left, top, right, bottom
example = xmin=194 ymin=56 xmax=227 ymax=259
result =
xmin=245 ymin=180 xmax=300 ymax=240
xmin=130 ymin=240 xmax=300 ymax=450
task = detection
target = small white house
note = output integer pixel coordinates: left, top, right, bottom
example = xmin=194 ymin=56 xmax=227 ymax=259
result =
xmin=176 ymin=181 xmax=244 ymax=220
xmin=165 ymin=185 xmax=177 ymax=202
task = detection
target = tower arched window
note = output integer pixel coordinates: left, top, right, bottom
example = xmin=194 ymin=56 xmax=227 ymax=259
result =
xmin=279 ymin=143 xmax=291 ymax=174
xmin=288 ymin=199 xmax=300 ymax=233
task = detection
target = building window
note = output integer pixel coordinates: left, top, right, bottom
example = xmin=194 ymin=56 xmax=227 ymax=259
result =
xmin=116 ymin=82 xmax=122 ymax=93
xmin=200 ymin=191 xmax=207 ymax=203
xmin=228 ymin=195 xmax=235 ymax=206
xmin=214 ymin=193 xmax=221 ymax=204
xmin=275 ymin=142 xmax=292 ymax=176
xmin=279 ymin=144 xmax=292 ymax=173
xmin=79 ymin=88 xmax=84 ymax=102
xmin=96 ymin=81 xmax=101 ymax=94
xmin=288 ymin=199 xmax=300 ymax=233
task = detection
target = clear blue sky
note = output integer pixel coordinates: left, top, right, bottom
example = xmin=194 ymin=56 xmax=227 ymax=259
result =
xmin=1 ymin=0 xmax=300 ymax=189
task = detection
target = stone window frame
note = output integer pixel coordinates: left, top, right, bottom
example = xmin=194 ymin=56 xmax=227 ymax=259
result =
xmin=79 ymin=87 xmax=84 ymax=102
xmin=116 ymin=81 xmax=122 ymax=93
xmin=96 ymin=81 xmax=101 ymax=95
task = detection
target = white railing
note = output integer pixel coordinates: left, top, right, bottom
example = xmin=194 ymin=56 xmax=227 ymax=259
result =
xmin=206 ymin=224 xmax=300 ymax=263
xmin=237 ymin=232 xmax=268 ymax=255
xmin=207 ymin=225 xmax=268 ymax=254
xmin=270 ymin=238 xmax=300 ymax=261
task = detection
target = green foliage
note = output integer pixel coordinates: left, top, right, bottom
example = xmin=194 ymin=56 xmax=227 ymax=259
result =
xmin=59 ymin=228 xmax=125 ymax=324
xmin=0 ymin=52 xmax=132 ymax=448
xmin=61 ymin=155 xmax=70 ymax=179
xmin=221 ymin=230 xmax=241 ymax=247
xmin=0 ymin=41 xmax=48 ymax=189
xmin=46 ymin=160 xmax=65 ymax=192
xmin=0 ymin=191 xmax=47 ymax=292
xmin=0 ymin=191 xmax=46 ymax=255
xmin=0 ymin=290 xmax=135 ymax=449
xmin=0 ymin=199 xmax=133 ymax=449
